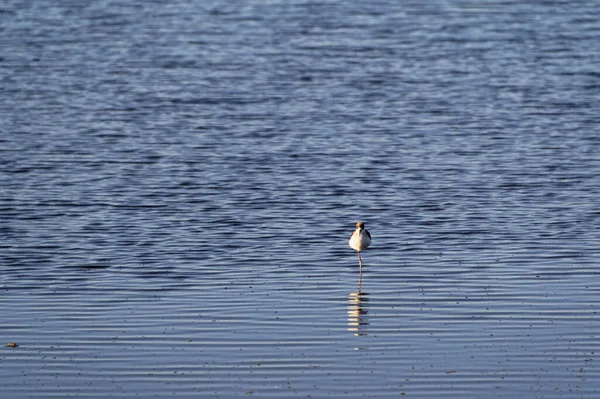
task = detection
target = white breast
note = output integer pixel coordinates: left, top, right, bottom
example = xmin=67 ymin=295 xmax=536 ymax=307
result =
xmin=349 ymin=229 xmax=371 ymax=251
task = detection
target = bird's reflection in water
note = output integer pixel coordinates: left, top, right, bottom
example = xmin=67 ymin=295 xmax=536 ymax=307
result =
xmin=347 ymin=291 xmax=369 ymax=336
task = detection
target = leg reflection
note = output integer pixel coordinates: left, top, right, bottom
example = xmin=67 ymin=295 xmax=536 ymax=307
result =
xmin=347 ymin=291 xmax=369 ymax=336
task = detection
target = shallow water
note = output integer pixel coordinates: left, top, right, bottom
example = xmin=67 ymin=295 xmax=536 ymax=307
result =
xmin=2 ymin=0 xmax=600 ymax=397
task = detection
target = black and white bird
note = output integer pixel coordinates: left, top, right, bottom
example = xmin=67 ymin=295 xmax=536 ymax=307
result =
xmin=349 ymin=221 xmax=371 ymax=277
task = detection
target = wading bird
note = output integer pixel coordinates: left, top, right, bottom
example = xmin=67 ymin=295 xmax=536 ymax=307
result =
xmin=349 ymin=221 xmax=371 ymax=280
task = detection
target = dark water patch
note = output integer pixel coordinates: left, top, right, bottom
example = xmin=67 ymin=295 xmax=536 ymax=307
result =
xmin=69 ymin=264 xmax=111 ymax=270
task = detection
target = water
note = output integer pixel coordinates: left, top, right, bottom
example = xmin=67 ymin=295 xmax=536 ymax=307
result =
xmin=2 ymin=0 xmax=600 ymax=397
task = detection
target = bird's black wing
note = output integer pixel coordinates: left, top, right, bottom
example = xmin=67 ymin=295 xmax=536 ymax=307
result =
xmin=365 ymin=230 xmax=372 ymax=240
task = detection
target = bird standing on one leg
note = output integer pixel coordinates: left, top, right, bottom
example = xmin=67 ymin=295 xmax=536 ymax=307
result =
xmin=349 ymin=222 xmax=372 ymax=282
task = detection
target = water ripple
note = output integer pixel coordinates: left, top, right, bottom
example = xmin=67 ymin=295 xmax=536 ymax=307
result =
xmin=2 ymin=0 xmax=600 ymax=398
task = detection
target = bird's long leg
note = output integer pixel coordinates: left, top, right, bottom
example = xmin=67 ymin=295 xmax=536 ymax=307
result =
xmin=358 ymin=251 xmax=363 ymax=273
xmin=357 ymin=251 xmax=363 ymax=293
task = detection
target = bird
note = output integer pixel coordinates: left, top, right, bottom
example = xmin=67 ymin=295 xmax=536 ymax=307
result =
xmin=349 ymin=221 xmax=371 ymax=280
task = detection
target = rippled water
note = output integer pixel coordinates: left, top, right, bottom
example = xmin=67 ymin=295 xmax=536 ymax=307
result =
xmin=2 ymin=0 xmax=600 ymax=397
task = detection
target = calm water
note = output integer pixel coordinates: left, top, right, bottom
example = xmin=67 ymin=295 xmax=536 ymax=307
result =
xmin=2 ymin=0 xmax=600 ymax=397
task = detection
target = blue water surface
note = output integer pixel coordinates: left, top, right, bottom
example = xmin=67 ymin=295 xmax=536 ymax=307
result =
xmin=2 ymin=1 xmax=600 ymax=398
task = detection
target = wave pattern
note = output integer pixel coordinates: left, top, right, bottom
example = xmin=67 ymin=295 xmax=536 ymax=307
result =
xmin=2 ymin=0 xmax=600 ymax=397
